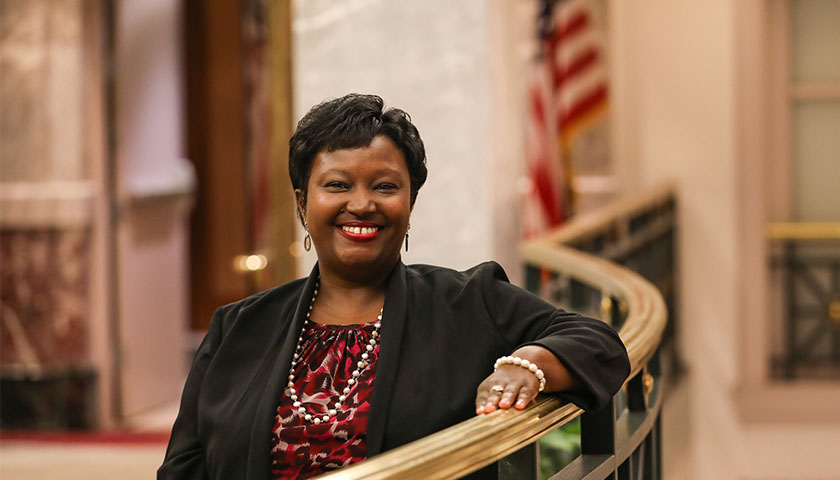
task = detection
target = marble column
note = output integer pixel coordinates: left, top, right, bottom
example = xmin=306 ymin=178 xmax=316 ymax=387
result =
xmin=0 ymin=0 xmax=97 ymax=429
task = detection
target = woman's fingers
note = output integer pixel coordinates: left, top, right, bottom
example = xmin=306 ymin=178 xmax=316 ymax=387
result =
xmin=475 ymin=386 xmax=489 ymax=414
xmin=515 ymin=385 xmax=535 ymax=409
xmin=497 ymin=384 xmax=520 ymax=409
xmin=475 ymin=380 xmax=495 ymax=414
xmin=482 ymin=385 xmax=504 ymax=414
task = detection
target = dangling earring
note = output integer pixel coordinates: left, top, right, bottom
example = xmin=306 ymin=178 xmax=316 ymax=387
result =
xmin=405 ymin=223 xmax=411 ymax=252
xmin=303 ymin=222 xmax=312 ymax=252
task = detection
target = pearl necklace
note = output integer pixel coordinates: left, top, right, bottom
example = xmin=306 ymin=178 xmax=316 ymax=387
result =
xmin=285 ymin=281 xmax=383 ymax=425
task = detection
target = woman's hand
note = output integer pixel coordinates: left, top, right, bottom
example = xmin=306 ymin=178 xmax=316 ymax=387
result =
xmin=475 ymin=345 xmax=578 ymax=415
xmin=475 ymin=364 xmax=540 ymax=414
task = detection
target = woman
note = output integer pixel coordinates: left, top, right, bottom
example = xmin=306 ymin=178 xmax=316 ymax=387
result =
xmin=159 ymin=94 xmax=629 ymax=480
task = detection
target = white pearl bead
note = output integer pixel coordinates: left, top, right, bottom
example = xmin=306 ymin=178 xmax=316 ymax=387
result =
xmin=352 ymin=371 xmax=360 ymax=377
xmin=289 ymin=388 xmax=296 ymax=395
xmin=335 ymin=402 xmax=341 ymax=409
xmin=361 ymin=353 xmax=368 ymax=360
xmin=290 ymin=394 xmax=297 ymax=401
xmin=366 ymin=345 xmax=373 ymax=352
xmin=374 ymin=322 xmax=381 ymax=328
xmin=298 ymin=407 xmax=305 ymax=414
xmin=328 ymin=409 xmax=336 ymax=416
xmin=313 ymin=418 xmax=320 ymax=424
xmin=372 ymin=331 xmax=378 ymax=337
xmin=357 ymin=361 xmax=365 ymax=368
xmin=369 ymin=339 xmax=376 ymax=345
xmin=348 ymin=378 xmax=356 ymax=385
xmin=322 ymin=415 xmax=329 ymax=422
xmin=521 ymin=360 xmax=531 ymax=368
xmin=513 ymin=358 xmax=522 ymax=366
xmin=339 ymin=395 xmax=346 ymax=402
xmin=304 ymin=414 xmax=311 ymax=421
xmin=529 ymin=364 xmax=538 ymax=372
xmin=293 ymin=401 xmax=301 ymax=408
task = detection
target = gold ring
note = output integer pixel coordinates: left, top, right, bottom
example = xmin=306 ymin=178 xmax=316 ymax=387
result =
xmin=491 ymin=385 xmax=504 ymax=393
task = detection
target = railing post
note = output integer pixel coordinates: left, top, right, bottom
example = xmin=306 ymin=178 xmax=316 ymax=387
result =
xmin=498 ymin=441 xmax=539 ymax=480
xmin=784 ymin=241 xmax=797 ymax=378
xmin=525 ymin=265 xmax=540 ymax=294
xmin=626 ymin=370 xmax=647 ymax=412
xmin=581 ymin=397 xmax=617 ymax=480
xmin=642 ymin=416 xmax=661 ymax=480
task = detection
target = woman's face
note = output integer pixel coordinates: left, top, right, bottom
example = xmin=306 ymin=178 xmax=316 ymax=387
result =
xmin=299 ymin=135 xmax=412 ymax=281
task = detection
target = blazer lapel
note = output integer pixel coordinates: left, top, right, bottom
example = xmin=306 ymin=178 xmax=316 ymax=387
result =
xmin=246 ymin=264 xmax=320 ymax=480
xmin=366 ymin=260 xmax=409 ymax=455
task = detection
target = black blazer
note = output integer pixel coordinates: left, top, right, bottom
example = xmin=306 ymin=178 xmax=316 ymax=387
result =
xmin=158 ymin=261 xmax=629 ymax=480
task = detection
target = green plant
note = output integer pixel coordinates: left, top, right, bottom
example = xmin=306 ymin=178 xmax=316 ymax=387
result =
xmin=538 ymin=419 xmax=582 ymax=479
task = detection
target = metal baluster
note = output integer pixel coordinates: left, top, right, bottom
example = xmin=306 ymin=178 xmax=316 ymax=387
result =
xmin=498 ymin=442 xmax=539 ymax=480
xmin=581 ymin=396 xmax=617 ymax=480
xmin=784 ymin=241 xmax=797 ymax=379
xmin=831 ymin=261 xmax=840 ymax=363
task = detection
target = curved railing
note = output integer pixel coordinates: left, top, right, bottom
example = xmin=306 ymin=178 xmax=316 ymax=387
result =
xmin=316 ymin=185 xmax=674 ymax=480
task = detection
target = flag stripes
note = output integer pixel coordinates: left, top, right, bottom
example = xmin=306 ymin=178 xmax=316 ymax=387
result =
xmin=523 ymin=0 xmax=609 ymax=236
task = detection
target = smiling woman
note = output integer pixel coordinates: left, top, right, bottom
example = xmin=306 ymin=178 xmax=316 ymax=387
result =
xmin=158 ymin=94 xmax=630 ymax=480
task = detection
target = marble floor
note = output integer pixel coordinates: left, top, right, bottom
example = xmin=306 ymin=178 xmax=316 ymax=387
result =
xmin=0 ymin=442 xmax=167 ymax=480
xmin=0 ymin=402 xmax=177 ymax=480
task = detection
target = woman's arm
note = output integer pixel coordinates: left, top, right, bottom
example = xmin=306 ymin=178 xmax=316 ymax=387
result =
xmin=474 ymin=262 xmax=630 ymax=414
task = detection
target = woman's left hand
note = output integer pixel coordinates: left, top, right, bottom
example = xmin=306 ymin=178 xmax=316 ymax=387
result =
xmin=475 ymin=364 xmax=540 ymax=415
xmin=475 ymin=346 xmax=577 ymax=415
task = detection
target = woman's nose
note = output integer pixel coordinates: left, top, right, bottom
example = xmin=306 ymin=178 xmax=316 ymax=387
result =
xmin=345 ymin=188 xmax=376 ymax=215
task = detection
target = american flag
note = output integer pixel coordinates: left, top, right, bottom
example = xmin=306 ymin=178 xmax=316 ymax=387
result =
xmin=523 ymin=0 xmax=608 ymax=237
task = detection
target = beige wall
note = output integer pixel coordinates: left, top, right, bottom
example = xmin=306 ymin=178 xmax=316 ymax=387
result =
xmin=610 ymin=1 xmax=840 ymax=479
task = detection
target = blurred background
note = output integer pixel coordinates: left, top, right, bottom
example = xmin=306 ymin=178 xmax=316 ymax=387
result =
xmin=0 ymin=0 xmax=838 ymax=479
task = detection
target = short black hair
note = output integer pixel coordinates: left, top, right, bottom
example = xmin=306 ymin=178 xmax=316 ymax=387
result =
xmin=289 ymin=94 xmax=427 ymax=213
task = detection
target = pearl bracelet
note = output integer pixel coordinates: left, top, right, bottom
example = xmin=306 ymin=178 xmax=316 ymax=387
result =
xmin=494 ymin=356 xmax=547 ymax=392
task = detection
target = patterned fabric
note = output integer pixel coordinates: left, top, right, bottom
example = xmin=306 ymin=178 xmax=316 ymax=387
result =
xmin=270 ymin=321 xmax=380 ymax=479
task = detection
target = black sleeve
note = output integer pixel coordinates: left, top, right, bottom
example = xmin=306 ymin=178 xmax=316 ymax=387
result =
xmin=480 ymin=262 xmax=630 ymax=411
xmin=157 ymin=308 xmax=225 ymax=480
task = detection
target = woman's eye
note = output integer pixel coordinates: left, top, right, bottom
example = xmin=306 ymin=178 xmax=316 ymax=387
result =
xmin=325 ymin=182 xmax=348 ymax=189
xmin=375 ymin=183 xmax=397 ymax=191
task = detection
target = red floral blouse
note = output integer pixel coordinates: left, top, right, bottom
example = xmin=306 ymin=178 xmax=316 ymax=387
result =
xmin=270 ymin=321 xmax=380 ymax=479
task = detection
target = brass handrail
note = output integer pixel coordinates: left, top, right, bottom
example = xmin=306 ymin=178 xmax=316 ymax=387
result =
xmin=766 ymin=222 xmax=840 ymax=240
xmin=537 ymin=181 xmax=675 ymax=245
xmin=315 ymin=188 xmax=671 ymax=480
